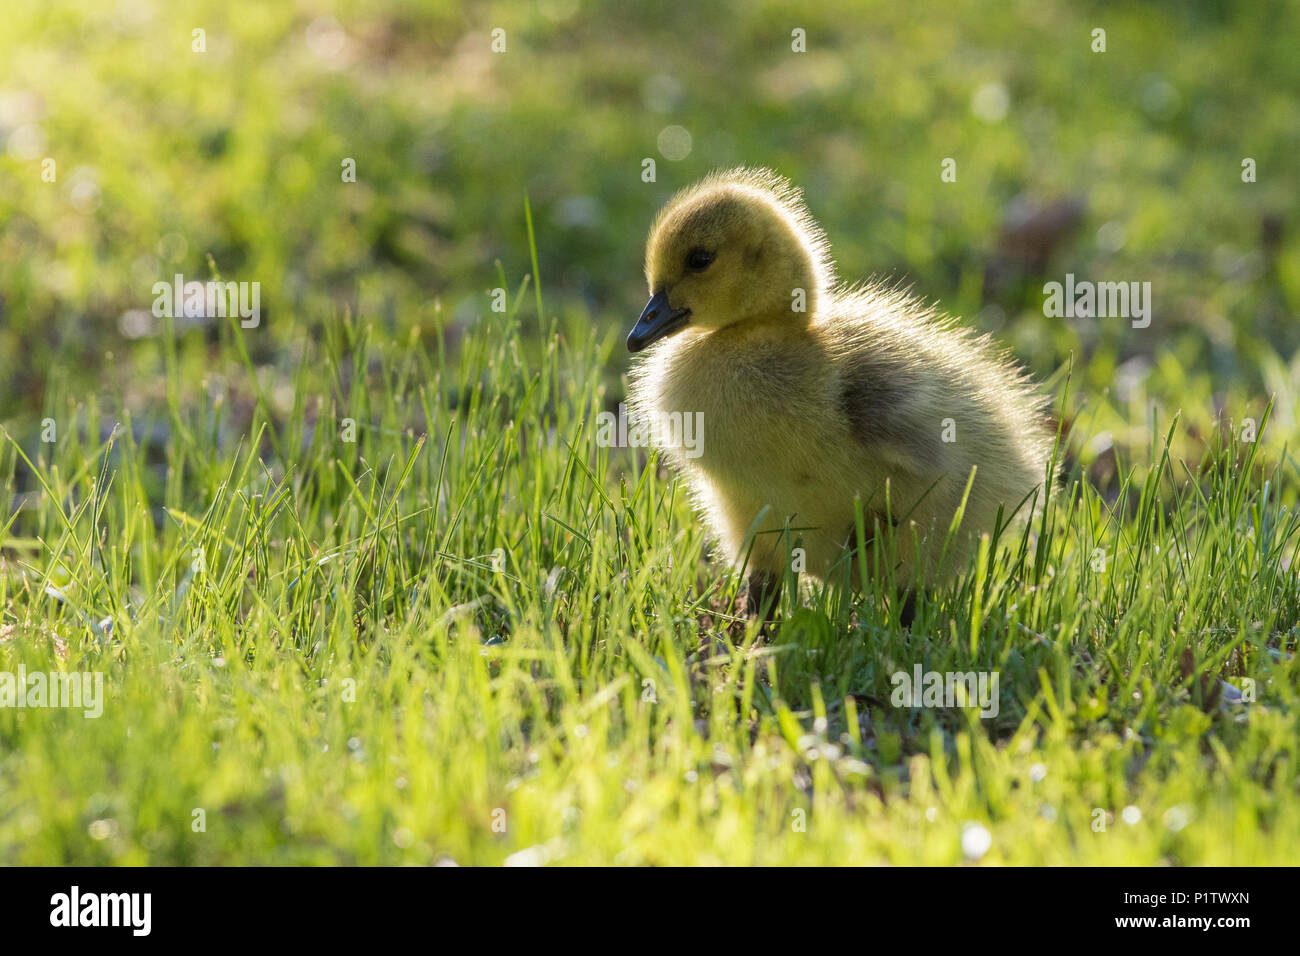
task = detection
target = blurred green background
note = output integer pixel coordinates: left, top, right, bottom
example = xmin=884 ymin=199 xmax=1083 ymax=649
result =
xmin=1 ymin=0 xmax=1297 ymax=447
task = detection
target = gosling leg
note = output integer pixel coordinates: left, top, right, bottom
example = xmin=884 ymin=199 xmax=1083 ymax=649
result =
xmin=746 ymin=569 xmax=783 ymax=623
xmin=897 ymin=588 xmax=919 ymax=629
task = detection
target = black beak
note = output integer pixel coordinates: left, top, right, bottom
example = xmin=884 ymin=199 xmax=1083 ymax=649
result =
xmin=627 ymin=290 xmax=690 ymax=352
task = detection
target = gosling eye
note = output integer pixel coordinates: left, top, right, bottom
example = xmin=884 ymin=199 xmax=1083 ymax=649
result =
xmin=685 ymin=248 xmax=715 ymax=271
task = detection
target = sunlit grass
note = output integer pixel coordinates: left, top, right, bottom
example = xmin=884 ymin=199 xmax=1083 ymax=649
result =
xmin=2 ymin=248 xmax=1298 ymax=863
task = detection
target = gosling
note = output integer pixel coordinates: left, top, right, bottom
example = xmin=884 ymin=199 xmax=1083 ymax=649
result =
xmin=625 ymin=167 xmax=1056 ymax=615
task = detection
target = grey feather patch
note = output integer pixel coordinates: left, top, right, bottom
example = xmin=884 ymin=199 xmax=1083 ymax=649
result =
xmin=837 ymin=355 xmax=944 ymax=471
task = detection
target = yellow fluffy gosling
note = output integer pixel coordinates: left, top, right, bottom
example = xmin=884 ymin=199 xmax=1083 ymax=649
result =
xmin=626 ymin=167 xmax=1056 ymax=615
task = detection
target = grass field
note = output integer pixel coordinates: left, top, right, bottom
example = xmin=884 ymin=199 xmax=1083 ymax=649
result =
xmin=2 ymin=0 xmax=1299 ymax=865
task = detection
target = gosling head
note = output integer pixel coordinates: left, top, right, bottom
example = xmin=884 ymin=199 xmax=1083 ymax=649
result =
xmin=627 ymin=167 xmax=834 ymax=352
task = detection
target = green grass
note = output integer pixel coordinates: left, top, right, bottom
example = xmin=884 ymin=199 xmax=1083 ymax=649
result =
xmin=1 ymin=0 xmax=1298 ymax=864
xmin=2 ymin=260 xmax=1299 ymax=865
